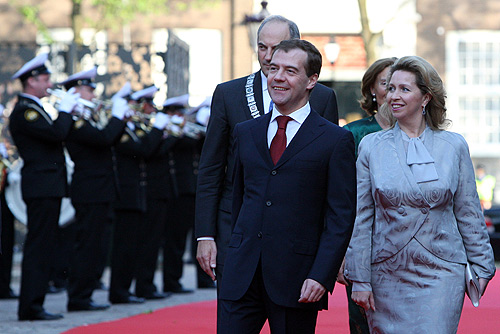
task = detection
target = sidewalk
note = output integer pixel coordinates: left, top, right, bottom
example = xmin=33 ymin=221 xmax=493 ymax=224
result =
xmin=0 ymin=252 xmax=217 ymax=334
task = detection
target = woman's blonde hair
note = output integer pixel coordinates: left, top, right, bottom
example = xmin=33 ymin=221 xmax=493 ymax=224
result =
xmin=387 ymin=56 xmax=449 ymax=130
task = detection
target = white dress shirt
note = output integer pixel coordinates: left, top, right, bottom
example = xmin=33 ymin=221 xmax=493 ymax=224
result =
xmin=267 ymin=103 xmax=311 ymax=148
xmin=261 ymin=72 xmax=272 ymax=115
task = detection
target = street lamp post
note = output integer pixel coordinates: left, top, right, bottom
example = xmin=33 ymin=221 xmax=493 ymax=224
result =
xmin=242 ymin=1 xmax=270 ymax=53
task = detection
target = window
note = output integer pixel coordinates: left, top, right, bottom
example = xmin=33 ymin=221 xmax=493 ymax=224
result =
xmin=446 ymin=31 xmax=500 ymax=157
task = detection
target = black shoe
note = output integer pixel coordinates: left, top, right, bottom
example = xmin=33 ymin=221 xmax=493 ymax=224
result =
xmin=165 ymin=287 xmax=194 ymax=294
xmin=19 ymin=311 xmax=64 ymax=321
xmin=0 ymin=290 xmax=19 ymax=299
xmin=68 ymin=301 xmax=111 ymax=312
xmin=47 ymin=285 xmax=66 ymax=294
xmin=139 ymin=291 xmax=172 ymax=300
xmin=109 ymin=295 xmax=145 ymax=304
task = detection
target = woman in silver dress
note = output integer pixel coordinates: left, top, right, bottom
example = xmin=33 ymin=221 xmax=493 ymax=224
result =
xmin=344 ymin=56 xmax=496 ymax=334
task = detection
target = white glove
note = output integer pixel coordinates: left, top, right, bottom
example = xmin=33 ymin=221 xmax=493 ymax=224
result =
xmin=111 ymin=97 xmax=129 ymax=120
xmin=153 ymin=112 xmax=171 ymax=130
xmin=0 ymin=143 xmax=8 ymax=159
xmin=124 ymin=108 xmax=134 ymax=119
xmin=170 ymin=114 xmax=184 ymax=126
xmin=58 ymin=87 xmax=81 ymax=114
xmin=7 ymin=170 xmax=20 ymax=184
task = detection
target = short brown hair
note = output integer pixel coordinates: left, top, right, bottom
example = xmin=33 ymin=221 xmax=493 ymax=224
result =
xmin=272 ymin=39 xmax=322 ymax=77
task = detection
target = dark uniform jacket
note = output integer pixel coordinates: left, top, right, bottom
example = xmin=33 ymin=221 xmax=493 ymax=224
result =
xmin=170 ymin=137 xmax=204 ymax=196
xmin=9 ymin=95 xmax=73 ymax=200
xmin=145 ymin=136 xmax=178 ymax=200
xmin=113 ymin=125 xmax=163 ymax=211
xmin=66 ymin=116 xmax=125 ymax=204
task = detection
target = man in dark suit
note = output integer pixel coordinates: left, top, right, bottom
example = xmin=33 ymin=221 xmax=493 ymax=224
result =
xmin=9 ymin=53 xmax=78 ymax=321
xmin=196 ymin=15 xmax=339 ymax=286
xmin=218 ymin=39 xmax=356 ymax=333
xmin=63 ymin=68 xmax=127 ymax=311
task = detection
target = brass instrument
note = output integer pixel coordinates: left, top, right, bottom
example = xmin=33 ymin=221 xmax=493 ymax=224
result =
xmin=47 ymin=88 xmax=98 ymax=113
xmin=164 ymin=113 xmax=206 ymax=139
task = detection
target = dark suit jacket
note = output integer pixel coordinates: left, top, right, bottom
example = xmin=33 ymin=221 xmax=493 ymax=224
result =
xmin=9 ymin=95 xmax=73 ymax=200
xmin=195 ymin=71 xmax=339 ymax=265
xmin=66 ymin=116 xmax=125 ymax=204
xmin=219 ymin=110 xmax=356 ymax=310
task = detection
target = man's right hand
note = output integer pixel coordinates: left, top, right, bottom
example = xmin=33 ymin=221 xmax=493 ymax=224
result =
xmin=196 ymin=240 xmax=217 ymax=281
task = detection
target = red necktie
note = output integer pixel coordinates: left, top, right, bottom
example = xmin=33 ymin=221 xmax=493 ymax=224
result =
xmin=270 ymin=116 xmax=292 ymax=165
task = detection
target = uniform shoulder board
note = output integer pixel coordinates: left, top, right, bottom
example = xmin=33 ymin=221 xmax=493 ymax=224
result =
xmin=24 ymin=109 xmax=40 ymax=122
xmin=120 ymin=134 xmax=129 ymax=143
xmin=74 ymin=119 xmax=86 ymax=129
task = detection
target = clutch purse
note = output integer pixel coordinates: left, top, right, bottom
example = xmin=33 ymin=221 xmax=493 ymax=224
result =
xmin=465 ymin=262 xmax=480 ymax=307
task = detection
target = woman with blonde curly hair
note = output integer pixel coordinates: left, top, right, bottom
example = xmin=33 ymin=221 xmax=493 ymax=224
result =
xmin=344 ymin=56 xmax=495 ymax=333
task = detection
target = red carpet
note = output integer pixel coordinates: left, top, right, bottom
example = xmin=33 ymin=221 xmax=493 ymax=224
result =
xmin=64 ymin=275 xmax=500 ymax=333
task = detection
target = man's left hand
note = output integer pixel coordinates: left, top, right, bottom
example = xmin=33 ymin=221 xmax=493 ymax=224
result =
xmin=298 ymin=278 xmax=326 ymax=303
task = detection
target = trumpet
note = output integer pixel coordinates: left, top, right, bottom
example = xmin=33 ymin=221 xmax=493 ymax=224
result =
xmin=163 ymin=113 xmax=207 ymax=139
xmin=47 ymin=88 xmax=98 ymax=113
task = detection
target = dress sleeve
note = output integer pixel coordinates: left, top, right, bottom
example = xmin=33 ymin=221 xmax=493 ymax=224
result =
xmin=453 ymin=135 xmax=496 ymax=279
xmin=344 ymin=136 xmax=375 ymax=283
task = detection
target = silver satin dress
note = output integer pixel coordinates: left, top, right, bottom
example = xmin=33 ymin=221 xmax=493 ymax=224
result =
xmin=345 ymin=124 xmax=496 ymax=334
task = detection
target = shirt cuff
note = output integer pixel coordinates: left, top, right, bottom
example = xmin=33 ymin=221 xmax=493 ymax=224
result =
xmin=197 ymin=237 xmax=215 ymax=241
xmin=351 ymin=282 xmax=372 ymax=292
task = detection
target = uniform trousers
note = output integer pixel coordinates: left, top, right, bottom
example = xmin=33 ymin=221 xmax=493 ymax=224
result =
xmin=68 ymin=202 xmax=113 ymax=305
xmin=218 ymin=261 xmax=318 ymax=334
xmin=109 ymin=209 xmax=144 ymax=300
xmin=18 ymin=198 xmax=61 ymax=318
xmin=162 ymin=195 xmax=192 ymax=291
xmin=135 ymin=197 xmax=167 ymax=297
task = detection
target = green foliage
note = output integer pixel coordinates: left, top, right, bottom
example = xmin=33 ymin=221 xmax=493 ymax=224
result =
xmin=89 ymin=0 xmax=218 ymax=30
xmin=11 ymin=2 xmax=53 ymax=43
xmin=11 ymin=0 xmax=219 ymax=40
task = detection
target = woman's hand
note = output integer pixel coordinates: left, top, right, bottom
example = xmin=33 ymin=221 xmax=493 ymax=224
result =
xmin=352 ymin=291 xmax=376 ymax=311
xmin=336 ymin=258 xmax=349 ymax=286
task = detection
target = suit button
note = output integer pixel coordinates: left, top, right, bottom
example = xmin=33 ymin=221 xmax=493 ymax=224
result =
xmin=421 ymin=208 xmax=428 ymax=214
xmin=271 ymin=170 xmax=277 ymax=176
xmin=266 ymin=201 xmax=272 ymax=207
xmin=397 ymin=207 xmax=405 ymax=214
xmin=258 ymin=232 xmax=263 ymax=238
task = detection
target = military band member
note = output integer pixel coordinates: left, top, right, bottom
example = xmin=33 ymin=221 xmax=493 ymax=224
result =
xmin=135 ymin=91 xmax=178 ymax=300
xmin=162 ymin=94 xmax=213 ymax=293
xmin=109 ymin=86 xmax=170 ymax=304
xmin=10 ymin=53 xmax=78 ymax=321
xmin=63 ymin=68 xmax=128 ymax=311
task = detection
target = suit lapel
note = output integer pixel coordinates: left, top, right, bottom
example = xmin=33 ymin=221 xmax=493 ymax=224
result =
xmin=275 ymin=111 xmax=326 ymax=168
xmin=250 ymin=112 xmax=274 ymax=167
